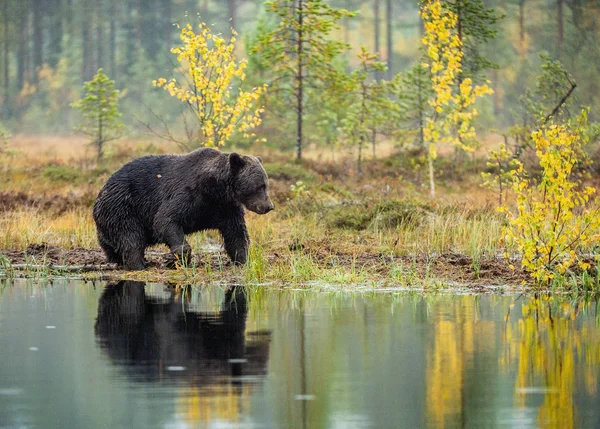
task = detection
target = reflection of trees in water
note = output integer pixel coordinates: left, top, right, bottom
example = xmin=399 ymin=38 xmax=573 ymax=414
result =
xmin=506 ymin=296 xmax=600 ymax=429
xmin=424 ymin=295 xmax=600 ymax=429
xmin=92 ymin=286 xmax=600 ymax=428
xmin=425 ymin=298 xmax=481 ymax=429
xmin=94 ymin=281 xmax=271 ymax=424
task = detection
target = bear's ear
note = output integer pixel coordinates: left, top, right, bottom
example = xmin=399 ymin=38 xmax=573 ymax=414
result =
xmin=257 ymin=156 xmax=263 ymax=164
xmin=228 ymin=152 xmax=246 ymax=174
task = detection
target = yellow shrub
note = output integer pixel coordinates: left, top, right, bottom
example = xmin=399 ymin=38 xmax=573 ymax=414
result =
xmin=153 ymin=23 xmax=266 ymax=148
xmin=504 ymin=111 xmax=600 ymax=283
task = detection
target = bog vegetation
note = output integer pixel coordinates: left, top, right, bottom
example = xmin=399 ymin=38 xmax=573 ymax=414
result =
xmin=1 ymin=0 xmax=600 ymax=289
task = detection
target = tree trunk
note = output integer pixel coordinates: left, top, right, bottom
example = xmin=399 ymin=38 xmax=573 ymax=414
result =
xmin=296 ymin=0 xmax=304 ymax=161
xmin=373 ymin=0 xmax=381 ymax=81
xmin=3 ymin=0 xmax=9 ymax=120
xmin=97 ymin=87 xmax=103 ymax=161
xmin=109 ymin=0 xmax=117 ymax=79
xmin=492 ymin=68 xmax=500 ymax=115
xmin=164 ymin=0 xmax=172 ymax=47
xmin=32 ymin=0 xmax=43 ymax=82
xmin=66 ymin=0 xmax=73 ymax=33
xmin=456 ymin=1 xmax=464 ymax=150
xmin=358 ymin=135 xmax=363 ymax=176
xmin=419 ymin=5 xmax=425 ymax=38
xmin=418 ymin=77 xmax=424 ymax=150
xmin=187 ymin=0 xmax=196 ymax=16
xmin=428 ymin=147 xmax=435 ymax=197
xmin=557 ymin=0 xmax=563 ymax=58
xmin=456 ymin=0 xmax=463 ymax=86
xmin=47 ymin=0 xmax=63 ymax=68
xmin=201 ymin=0 xmax=209 ymax=19
xmin=228 ymin=0 xmax=236 ymax=29
xmin=386 ymin=0 xmax=393 ymax=80
xmin=98 ymin=118 xmax=104 ymax=161
xmin=372 ymin=129 xmax=377 ymax=159
xmin=135 ymin=0 xmax=143 ymax=49
xmin=519 ymin=0 xmax=526 ymax=57
xmin=17 ymin=3 xmax=27 ymax=91
xmin=96 ymin=0 xmax=104 ymax=69
xmin=82 ymin=0 xmax=94 ymax=80
xmin=123 ymin=2 xmax=136 ymax=77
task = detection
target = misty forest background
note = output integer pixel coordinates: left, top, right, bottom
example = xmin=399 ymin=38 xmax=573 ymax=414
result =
xmin=0 ymin=0 xmax=599 ymax=154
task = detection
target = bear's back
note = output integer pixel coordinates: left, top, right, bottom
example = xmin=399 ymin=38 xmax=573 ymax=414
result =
xmin=97 ymin=148 xmax=228 ymax=221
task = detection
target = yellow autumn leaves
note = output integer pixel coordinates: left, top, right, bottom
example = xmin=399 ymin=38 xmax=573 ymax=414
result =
xmin=420 ymin=0 xmax=493 ymax=158
xmin=503 ymin=112 xmax=600 ymax=283
xmin=153 ymin=23 xmax=266 ymax=147
xmin=420 ymin=0 xmax=599 ymax=283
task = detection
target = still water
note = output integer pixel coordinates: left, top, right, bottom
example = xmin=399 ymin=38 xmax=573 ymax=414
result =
xmin=0 ymin=279 xmax=599 ymax=429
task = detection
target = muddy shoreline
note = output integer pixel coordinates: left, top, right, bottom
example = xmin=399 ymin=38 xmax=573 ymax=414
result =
xmin=0 ymin=243 xmax=529 ymax=289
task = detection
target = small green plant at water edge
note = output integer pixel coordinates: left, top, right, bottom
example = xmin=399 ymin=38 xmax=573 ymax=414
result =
xmin=71 ymin=68 xmax=124 ymax=161
xmin=245 ymin=243 xmax=268 ymax=283
xmin=503 ymin=111 xmax=600 ymax=284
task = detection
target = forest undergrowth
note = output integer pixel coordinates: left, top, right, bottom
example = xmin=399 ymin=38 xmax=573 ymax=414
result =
xmin=1 ymin=136 xmax=598 ymax=291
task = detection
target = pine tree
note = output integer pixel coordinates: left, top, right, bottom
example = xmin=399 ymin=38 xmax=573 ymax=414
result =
xmin=341 ymin=47 xmax=394 ymax=175
xmin=71 ymin=69 xmax=124 ymax=161
xmin=391 ymin=62 xmax=434 ymax=152
xmin=252 ymin=0 xmax=355 ymax=160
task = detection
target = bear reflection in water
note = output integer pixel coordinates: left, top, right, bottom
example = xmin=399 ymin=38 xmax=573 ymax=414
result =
xmin=94 ymin=281 xmax=271 ymax=384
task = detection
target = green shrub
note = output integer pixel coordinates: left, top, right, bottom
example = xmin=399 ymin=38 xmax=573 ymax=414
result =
xmin=42 ymin=165 xmax=83 ymax=183
xmin=325 ymin=203 xmax=372 ymax=230
xmin=325 ymin=199 xmax=432 ymax=231
xmin=263 ymin=162 xmax=316 ymax=183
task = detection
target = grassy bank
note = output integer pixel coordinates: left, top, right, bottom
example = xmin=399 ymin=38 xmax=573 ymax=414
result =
xmin=0 ymin=136 xmax=598 ymax=291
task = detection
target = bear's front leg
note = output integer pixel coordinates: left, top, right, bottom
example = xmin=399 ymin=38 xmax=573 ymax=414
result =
xmin=220 ymin=219 xmax=250 ymax=265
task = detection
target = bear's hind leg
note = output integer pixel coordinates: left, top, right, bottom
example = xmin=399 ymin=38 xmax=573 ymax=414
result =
xmin=155 ymin=219 xmax=192 ymax=267
xmin=98 ymin=233 xmax=122 ymax=264
xmin=122 ymin=245 xmax=146 ymax=271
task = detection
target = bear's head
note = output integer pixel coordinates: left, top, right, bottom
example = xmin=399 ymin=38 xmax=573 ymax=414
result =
xmin=229 ymin=153 xmax=274 ymax=215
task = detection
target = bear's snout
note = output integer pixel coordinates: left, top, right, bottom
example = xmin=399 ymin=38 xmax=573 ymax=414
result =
xmin=247 ymin=201 xmax=274 ymax=215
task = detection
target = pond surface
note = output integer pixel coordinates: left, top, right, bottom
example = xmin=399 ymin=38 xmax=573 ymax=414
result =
xmin=0 ymin=279 xmax=599 ymax=429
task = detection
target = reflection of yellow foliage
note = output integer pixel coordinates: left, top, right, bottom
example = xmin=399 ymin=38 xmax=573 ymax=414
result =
xmin=425 ymin=299 xmax=479 ymax=428
xmin=176 ymin=384 xmax=252 ymax=425
xmin=504 ymin=296 xmax=600 ymax=429
xmin=426 ymin=296 xmax=600 ymax=429
xmin=427 ymin=320 xmax=463 ymax=428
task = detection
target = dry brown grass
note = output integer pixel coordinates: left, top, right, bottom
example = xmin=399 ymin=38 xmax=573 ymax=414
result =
xmin=0 ymin=134 xmax=526 ymax=286
xmin=1 ymin=134 xmax=506 ymax=256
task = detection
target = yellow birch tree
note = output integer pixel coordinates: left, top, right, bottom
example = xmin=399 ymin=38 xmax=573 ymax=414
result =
xmin=420 ymin=0 xmax=493 ymax=197
xmin=153 ymin=23 xmax=266 ymax=149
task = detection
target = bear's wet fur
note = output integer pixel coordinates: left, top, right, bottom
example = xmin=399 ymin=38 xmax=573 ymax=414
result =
xmin=93 ymin=148 xmax=274 ymax=270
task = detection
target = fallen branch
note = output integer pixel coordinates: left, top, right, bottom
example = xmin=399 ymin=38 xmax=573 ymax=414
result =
xmin=3 ymin=264 xmax=119 ymax=273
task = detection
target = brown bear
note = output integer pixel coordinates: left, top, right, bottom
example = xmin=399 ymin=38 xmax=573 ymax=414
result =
xmin=92 ymin=148 xmax=274 ymax=270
